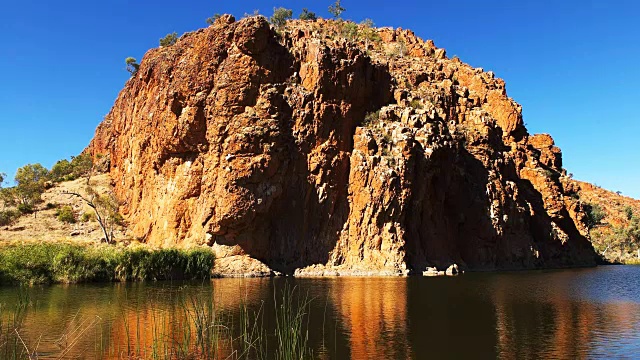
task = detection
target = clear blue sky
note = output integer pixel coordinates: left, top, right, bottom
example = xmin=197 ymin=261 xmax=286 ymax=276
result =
xmin=1 ymin=0 xmax=638 ymax=197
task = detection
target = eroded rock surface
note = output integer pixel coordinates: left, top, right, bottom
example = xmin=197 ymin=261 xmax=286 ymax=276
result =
xmin=89 ymin=17 xmax=597 ymax=274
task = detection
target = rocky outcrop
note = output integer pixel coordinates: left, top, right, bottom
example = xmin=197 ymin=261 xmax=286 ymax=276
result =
xmin=89 ymin=16 xmax=597 ymax=275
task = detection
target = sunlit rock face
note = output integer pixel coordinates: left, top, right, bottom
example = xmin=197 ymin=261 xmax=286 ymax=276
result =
xmin=89 ymin=16 xmax=596 ymax=274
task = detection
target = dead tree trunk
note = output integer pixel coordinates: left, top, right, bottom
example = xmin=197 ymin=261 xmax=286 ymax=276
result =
xmin=64 ymin=191 xmax=112 ymax=244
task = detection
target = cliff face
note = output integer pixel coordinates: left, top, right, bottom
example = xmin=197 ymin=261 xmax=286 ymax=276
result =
xmin=89 ymin=16 xmax=597 ymax=274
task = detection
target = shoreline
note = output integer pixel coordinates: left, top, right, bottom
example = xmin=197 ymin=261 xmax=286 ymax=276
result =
xmin=1 ymin=241 xmax=623 ymax=286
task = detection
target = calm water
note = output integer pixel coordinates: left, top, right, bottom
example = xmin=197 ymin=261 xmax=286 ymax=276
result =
xmin=1 ymin=266 xmax=639 ymax=359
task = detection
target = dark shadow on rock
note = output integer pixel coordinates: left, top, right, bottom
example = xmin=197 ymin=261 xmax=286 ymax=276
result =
xmin=211 ymin=24 xmax=394 ymax=274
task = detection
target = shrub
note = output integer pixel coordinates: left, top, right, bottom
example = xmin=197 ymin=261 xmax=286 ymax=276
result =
xmin=270 ymin=7 xmax=293 ymax=28
xmin=360 ymin=19 xmax=381 ymax=44
xmin=410 ymin=99 xmax=423 ymax=109
xmin=0 ymin=187 xmax=16 ymax=207
xmin=585 ymin=203 xmax=606 ymax=229
xmin=299 ymin=8 xmax=317 ymax=21
xmin=81 ymin=211 xmax=96 ymax=222
xmin=624 ymin=206 xmax=634 ymax=221
xmin=382 ymin=133 xmax=392 ymax=145
xmin=328 ymin=0 xmax=345 ymax=19
xmin=206 ymin=13 xmax=221 ymax=25
xmin=125 ymin=57 xmax=139 ymax=75
xmin=341 ymin=21 xmax=358 ymax=40
xmin=363 ymin=110 xmax=380 ymax=126
xmin=386 ymin=40 xmax=407 ymax=58
xmin=57 ymin=205 xmax=76 ymax=224
xmin=45 ymin=202 xmax=58 ymax=209
xmin=159 ymin=32 xmax=178 ymax=47
xmin=0 ymin=209 xmax=18 ymax=226
xmin=17 ymin=203 xmax=34 ymax=214
xmin=568 ymin=191 xmax=580 ymax=200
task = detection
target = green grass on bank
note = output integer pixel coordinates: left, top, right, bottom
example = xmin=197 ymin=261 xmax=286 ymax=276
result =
xmin=0 ymin=243 xmax=215 ymax=285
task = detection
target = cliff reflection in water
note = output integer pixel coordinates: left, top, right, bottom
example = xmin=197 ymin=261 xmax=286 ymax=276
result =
xmin=328 ymin=278 xmax=412 ymax=360
xmin=1 ymin=266 xmax=639 ymax=359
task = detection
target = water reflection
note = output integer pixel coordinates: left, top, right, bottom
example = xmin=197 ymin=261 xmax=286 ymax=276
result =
xmin=491 ymin=269 xmax=640 ymax=359
xmin=0 ymin=266 xmax=639 ymax=359
xmin=329 ymin=278 xmax=412 ymax=360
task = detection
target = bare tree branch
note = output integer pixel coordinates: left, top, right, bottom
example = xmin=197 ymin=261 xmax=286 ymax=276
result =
xmin=63 ymin=190 xmax=112 ymax=243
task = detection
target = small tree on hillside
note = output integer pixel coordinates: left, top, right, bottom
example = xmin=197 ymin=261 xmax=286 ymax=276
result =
xmin=585 ymin=203 xmax=606 ymax=229
xmin=270 ymin=7 xmax=293 ymax=28
xmin=159 ymin=32 xmax=178 ymax=47
xmin=360 ymin=19 xmax=381 ymax=48
xmin=206 ymin=13 xmax=222 ymax=25
xmin=50 ymin=159 xmax=72 ymax=181
xmin=65 ymin=185 xmax=122 ymax=244
xmin=299 ymin=8 xmax=317 ymax=21
xmin=49 ymin=154 xmax=93 ymax=182
xmin=125 ymin=57 xmax=139 ymax=75
xmin=0 ymin=187 xmax=16 ymax=209
xmin=328 ymin=0 xmax=345 ymax=19
xmin=14 ymin=163 xmax=49 ymax=213
xmin=625 ymin=206 xmax=634 ymax=221
xmin=0 ymin=172 xmax=6 ymax=210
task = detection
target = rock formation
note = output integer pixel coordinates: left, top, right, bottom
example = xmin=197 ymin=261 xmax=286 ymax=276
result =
xmin=88 ymin=16 xmax=597 ymax=275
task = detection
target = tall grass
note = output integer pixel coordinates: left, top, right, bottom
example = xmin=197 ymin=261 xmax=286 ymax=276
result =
xmin=274 ymin=284 xmax=312 ymax=360
xmin=0 ymin=283 xmax=317 ymax=359
xmin=0 ymin=288 xmax=30 ymax=360
xmin=0 ymin=243 xmax=215 ymax=285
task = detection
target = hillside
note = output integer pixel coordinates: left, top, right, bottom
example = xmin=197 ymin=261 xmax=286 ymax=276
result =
xmin=0 ymin=174 xmax=127 ymax=243
xmin=566 ymin=179 xmax=640 ymax=263
xmin=85 ymin=15 xmax=604 ymax=275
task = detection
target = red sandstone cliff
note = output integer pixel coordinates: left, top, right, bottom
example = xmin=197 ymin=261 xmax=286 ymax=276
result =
xmin=88 ymin=16 xmax=597 ymax=275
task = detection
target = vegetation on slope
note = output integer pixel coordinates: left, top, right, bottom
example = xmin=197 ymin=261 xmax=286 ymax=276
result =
xmin=572 ymin=180 xmax=640 ymax=264
xmin=0 ymin=243 xmax=215 ymax=285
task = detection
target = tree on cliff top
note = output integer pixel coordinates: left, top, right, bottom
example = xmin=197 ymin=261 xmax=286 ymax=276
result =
xmin=125 ymin=57 xmax=139 ymax=75
xmin=0 ymin=172 xmax=5 ymax=186
xmin=328 ymin=0 xmax=345 ymax=19
xmin=270 ymin=7 xmax=293 ymax=28
xmin=299 ymin=8 xmax=317 ymax=21
xmin=159 ymin=32 xmax=178 ymax=47
xmin=206 ymin=13 xmax=222 ymax=25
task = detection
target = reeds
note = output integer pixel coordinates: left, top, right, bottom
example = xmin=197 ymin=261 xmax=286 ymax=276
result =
xmin=1 ymin=288 xmax=102 ymax=359
xmin=0 ymin=288 xmax=29 ymax=360
xmin=111 ymin=284 xmax=313 ymax=359
xmin=274 ymin=284 xmax=312 ymax=360
xmin=0 ymin=268 xmax=317 ymax=359
xmin=0 ymin=243 xmax=215 ymax=285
